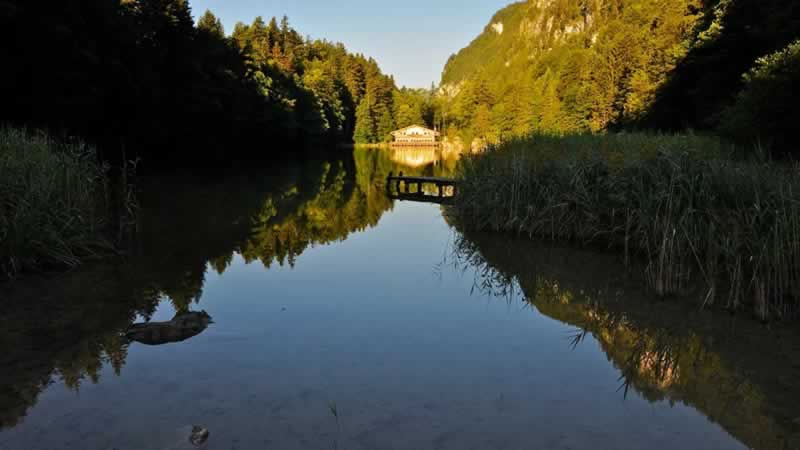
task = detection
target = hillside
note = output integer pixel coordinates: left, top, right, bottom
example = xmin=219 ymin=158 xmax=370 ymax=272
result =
xmin=438 ymin=0 xmax=705 ymax=137
xmin=440 ymin=2 xmax=529 ymax=87
xmin=437 ymin=0 xmax=800 ymax=155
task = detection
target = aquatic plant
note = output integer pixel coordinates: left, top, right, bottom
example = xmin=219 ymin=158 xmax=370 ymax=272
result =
xmin=452 ymin=133 xmax=800 ymax=320
xmin=0 ymin=127 xmax=133 ymax=279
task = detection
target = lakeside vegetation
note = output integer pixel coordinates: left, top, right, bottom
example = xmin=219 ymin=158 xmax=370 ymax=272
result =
xmin=451 ymin=133 xmax=800 ymax=320
xmin=439 ymin=0 xmax=800 ymax=320
xmin=436 ymin=0 xmax=800 ymax=158
xmin=0 ymin=128 xmax=133 ymax=280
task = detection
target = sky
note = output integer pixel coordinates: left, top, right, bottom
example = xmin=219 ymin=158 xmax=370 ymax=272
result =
xmin=189 ymin=0 xmax=514 ymax=88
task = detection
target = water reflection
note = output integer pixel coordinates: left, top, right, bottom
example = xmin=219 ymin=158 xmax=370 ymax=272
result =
xmin=448 ymin=227 xmax=800 ymax=450
xmin=2 ymin=147 xmax=799 ymax=450
xmin=388 ymin=146 xmax=460 ymax=172
xmin=0 ymin=147 xmax=450 ymax=432
xmin=126 ymin=311 xmax=212 ymax=346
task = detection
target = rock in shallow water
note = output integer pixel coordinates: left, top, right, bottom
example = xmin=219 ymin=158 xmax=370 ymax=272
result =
xmin=125 ymin=311 xmax=213 ymax=346
xmin=189 ymin=425 xmax=209 ymax=447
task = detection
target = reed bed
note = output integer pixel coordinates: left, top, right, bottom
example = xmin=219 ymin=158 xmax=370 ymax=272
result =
xmin=0 ymin=128 xmax=126 ymax=279
xmin=452 ymin=133 xmax=800 ymax=320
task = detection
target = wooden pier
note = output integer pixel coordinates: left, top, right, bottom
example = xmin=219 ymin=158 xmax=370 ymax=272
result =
xmin=389 ymin=142 xmax=442 ymax=148
xmin=386 ymin=172 xmax=458 ymax=204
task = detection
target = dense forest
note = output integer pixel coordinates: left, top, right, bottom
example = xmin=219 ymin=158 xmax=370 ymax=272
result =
xmin=437 ymin=0 xmax=800 ymax=156
xmin=0 ymin=0 xmax=432 ymax=168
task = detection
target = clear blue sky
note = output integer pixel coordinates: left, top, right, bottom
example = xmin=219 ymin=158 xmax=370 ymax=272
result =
xmin=189 ymin=0 xmax=514 ymax=88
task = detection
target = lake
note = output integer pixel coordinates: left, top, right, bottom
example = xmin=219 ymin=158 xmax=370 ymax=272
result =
xmin=1 ymin=147 xmax=799 ymax=450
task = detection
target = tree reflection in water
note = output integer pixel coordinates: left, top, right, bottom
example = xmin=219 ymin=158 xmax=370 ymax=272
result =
xmin=447 ymin=227 xmax=800 ymax=450
xmin=0 ymin=147 xmax=456 ymax=431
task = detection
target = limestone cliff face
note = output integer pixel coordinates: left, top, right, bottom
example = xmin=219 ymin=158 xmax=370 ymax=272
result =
xmin=440 ymin=0 xmax=598 ymax=90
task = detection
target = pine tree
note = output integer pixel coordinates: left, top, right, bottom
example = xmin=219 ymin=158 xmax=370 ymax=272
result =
xmin=280 ymin=16 xmax=291 ymax=50
xmin=377 ymin=109 xmax=396 ymax=142
xmin=354 ymin=98 xmax=376 ymax=143
xmin=344 ymin=59 xmax=366 ymax=103
xmin=197 ymin=10 xmax=224 ymax=38
xmin=249 ymin=17 xmax=269 ymax=65
xmin=231 ymin=22 xmax=250 ymax=50
xmin=267 ymin=17 xmax=281 ymax=50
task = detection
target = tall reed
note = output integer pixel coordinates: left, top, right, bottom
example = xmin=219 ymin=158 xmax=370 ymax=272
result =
xmin=452 ymin=133 xmax=800 ymax=320
xmin=0 ymin=128 xmax=129 ymax=279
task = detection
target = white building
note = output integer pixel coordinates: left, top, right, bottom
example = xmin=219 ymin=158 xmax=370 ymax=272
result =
xmin=390 ymin=125 xmax=440 ymax=145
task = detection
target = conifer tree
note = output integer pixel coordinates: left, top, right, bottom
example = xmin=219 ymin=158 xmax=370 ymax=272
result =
xmin=377 ymin=110 xmax=396 ymax=142
xmin=197 ymin=10 xmax=224 ymax=38
xmin=267 ymin=17 xmax=281 ymax=50
xmin=354 ymin=98 xmax=376 ymax=143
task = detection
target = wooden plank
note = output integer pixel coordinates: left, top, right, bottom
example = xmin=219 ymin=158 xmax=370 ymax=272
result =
xmin=386 ymin=176 xmax=457 ymax=184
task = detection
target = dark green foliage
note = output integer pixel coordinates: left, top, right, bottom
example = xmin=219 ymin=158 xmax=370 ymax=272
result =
xmin=719 ymin=40 xmax=800 ymax=156
xmin=197 ymin=9 xmax=224 ymax=38
xmin=0 ymin=128 xmax=132 ymax=279
xmin=0 ymin=0 xmax=401 ymax=167
xmin=643 ymin=0 xmax=800 ymax=138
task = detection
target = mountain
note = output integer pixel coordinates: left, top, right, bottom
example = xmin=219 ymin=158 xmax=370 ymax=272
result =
xmin=440 ymin=2 xmax=530 ymax=88
xmin=437 ymin=0 xmax=800 ymax=155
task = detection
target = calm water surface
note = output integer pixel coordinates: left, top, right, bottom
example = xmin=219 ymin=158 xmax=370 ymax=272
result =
xmin=1 ymin=148 xmax=799 ymax=450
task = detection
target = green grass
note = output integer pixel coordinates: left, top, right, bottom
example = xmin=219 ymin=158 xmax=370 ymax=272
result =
xmin=452 ymin=133 xmax=800 ymax=320
xmin=0 ymin=127 xmax=132 ymax=280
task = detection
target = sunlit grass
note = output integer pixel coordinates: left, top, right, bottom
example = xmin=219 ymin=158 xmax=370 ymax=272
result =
xmin=0 ymin=127 xmax=132 ymax=279
xmin=452 ymin=133 xmax=800 ymax=320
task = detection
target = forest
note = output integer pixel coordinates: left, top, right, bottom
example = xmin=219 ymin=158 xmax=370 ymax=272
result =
xmin=6 ymin=0 xmax=796 ymax=164
xmin=0 ymin=0 xmax=439 ymax=278
xmin=437 ymin=0 xmax=800 ymax=157
xmin=0 ymin=0 xmax=433 ymax=168
xmin=3 ymin=0 xmax=800 ymax=281
xmin=444 ymin=0 xmax=800 ymax=320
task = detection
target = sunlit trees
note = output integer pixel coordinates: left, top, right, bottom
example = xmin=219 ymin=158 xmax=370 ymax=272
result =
xmin=354 ymin=98 xmax=376 ymax=143
xmin=197 ymin=9 xmax=224 ymax=38
xmin=436 ymin=0 xmax=714 ymax=141
xmin=0 ymin=1 xmax=405 ymax=165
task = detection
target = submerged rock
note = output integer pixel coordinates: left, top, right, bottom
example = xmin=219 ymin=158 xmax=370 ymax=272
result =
xmin=189 ymin=425 xmax=210 ymax=447
xmin=126 ymin=311 xmax=212 ymax=346
xmin=159 ymin=425 xmax=210 ymax=450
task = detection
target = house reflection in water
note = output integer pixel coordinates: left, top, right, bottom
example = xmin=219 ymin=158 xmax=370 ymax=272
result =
xmin=389 ymin=147 xmax=441 ymax=168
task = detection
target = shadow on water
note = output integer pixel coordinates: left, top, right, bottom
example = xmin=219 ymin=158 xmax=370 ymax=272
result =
xmin=0 ymin=147 xmax=453 ymax=432
xmin=446 ymin=224 xmax=800 ymax=450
